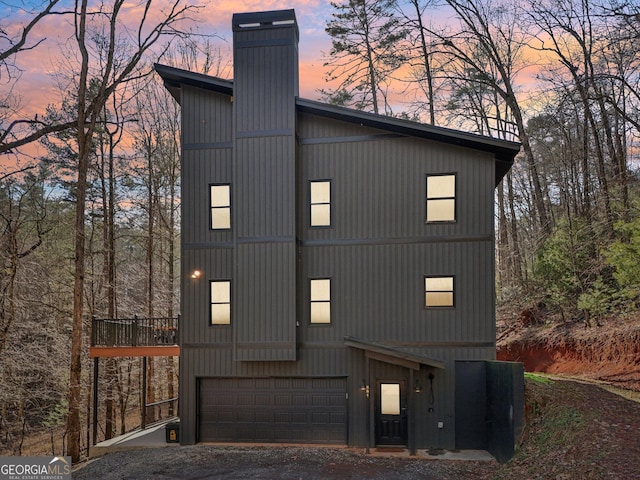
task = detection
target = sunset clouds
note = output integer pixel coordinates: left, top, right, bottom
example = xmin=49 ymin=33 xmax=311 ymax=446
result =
xmin=1 ymin=1 xmax=333 ymax=121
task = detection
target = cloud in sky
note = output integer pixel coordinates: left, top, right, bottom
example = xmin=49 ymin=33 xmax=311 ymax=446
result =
xmin=0 ymin=0 xmax=336 ymax=171
xmin=2 ymin=0 xmax=333 ymax=118
xmin=196 ymin=0 xmax=332 ymax=98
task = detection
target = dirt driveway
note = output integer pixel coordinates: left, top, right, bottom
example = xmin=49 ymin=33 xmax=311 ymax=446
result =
xmin=73 ymin=445 xmax=497 ymax=479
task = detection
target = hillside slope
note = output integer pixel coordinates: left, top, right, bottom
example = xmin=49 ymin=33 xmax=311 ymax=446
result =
xmin=497 ymin=312 xmax=640 ymax=392
xmin=491 ymin=376 xmax=640 ymax=479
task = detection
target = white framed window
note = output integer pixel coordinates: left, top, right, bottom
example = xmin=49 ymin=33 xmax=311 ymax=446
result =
xmin=425 ymin=276 xmax=454 ymax=308
xmin=310 ymin=180 xmax=331 ymax=227
xmin=310 ymin=278 xmax=331 ymax=324
xmin=426 ymin=174 xmax=456 ymax=222
xmin=210 ymin=280 xmax=231 ymax=324
xmin=210 ymin=184 xmax=231 ymax=230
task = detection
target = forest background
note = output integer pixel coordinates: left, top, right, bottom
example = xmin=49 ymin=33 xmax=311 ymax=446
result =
xmin=1 ymin=0 xmax=639 ymax=462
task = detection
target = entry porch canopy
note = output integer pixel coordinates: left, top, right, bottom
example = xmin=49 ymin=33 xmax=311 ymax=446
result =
xmin=344 ymin=336 xmax=445 ymax=370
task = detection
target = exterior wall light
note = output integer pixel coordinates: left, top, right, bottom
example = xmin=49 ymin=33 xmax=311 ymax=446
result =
xmin=190 ymin=270 xmax=202 ymax=279
xmin=414 ymin=380 xmax=422 ymax=393
xmin=360 ymin=380 xmax=370 ymax=398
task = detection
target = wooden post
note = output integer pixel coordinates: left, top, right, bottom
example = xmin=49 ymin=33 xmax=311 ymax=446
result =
xmin=141 ymin=356 xmax=147 ymax=429
xmin=92 ymin=358 xmax=99 ymax=445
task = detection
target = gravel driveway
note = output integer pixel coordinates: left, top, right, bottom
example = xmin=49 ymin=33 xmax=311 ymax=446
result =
xmin=72 ymin=445 xmax=496 ymax=479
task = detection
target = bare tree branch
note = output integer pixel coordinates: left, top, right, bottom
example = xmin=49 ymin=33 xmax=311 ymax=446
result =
xmin=0 ymin=0 xmax=61 ymax=65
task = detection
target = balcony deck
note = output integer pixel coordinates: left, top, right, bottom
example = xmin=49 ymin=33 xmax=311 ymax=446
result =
xmin=89 ymin=316 xmax=180 ymax=358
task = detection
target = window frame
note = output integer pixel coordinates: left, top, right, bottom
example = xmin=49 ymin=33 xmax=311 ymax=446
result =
xmin=425 ymin=173 xmax=457 ymax=223
xmin=310 ymin=277 xmax=332 ymax=324
xmin=310 ymin=179 xmax=332 ymax=228
xmin=209 ymin=183 xmax=232 ymax=230
xmin=210 ymin=279 xmax=232 ymax=325
xmin=424 ymin=275 xmax=455 ymax=309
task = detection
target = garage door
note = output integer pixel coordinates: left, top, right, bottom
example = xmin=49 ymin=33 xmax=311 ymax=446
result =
xmin=199 ymin=377 xmax=347 ymax=444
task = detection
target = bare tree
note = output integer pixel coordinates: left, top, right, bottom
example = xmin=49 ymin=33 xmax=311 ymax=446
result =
xmin=66 ymin=0 xmax=195 ymax=462
xmin=397 ymin=0 xmax=441 ymax=124
xmin=0 ymin=0 xmax=84 ymax=156
xmin=435 ymin=0 xmax=550 ymax=235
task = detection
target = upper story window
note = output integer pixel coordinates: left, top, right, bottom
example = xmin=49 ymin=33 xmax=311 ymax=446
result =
xmin=310 ymin=278 xmax=331 ymax=324
xmin=425 ymin=276 xmax=454 ymax=308
xmin=210 ymin=184 xmax=231 ymax=230
xmin=426 ymin=174 xmax=456 ymax=223
xmin=310 ymin=180 xmax=331 ymax=227
xmin=210 ymin=280 xmax=231 ymax=325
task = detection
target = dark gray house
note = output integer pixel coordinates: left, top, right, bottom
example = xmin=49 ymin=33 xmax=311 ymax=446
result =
xmin=156 ymin=9 xmax=523 ymax=461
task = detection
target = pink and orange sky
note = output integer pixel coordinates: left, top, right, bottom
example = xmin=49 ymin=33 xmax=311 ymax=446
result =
xmin=216 ymin=1 xmax=340 ymax=98
xmin=2 ymin=0 xmax=541 ymax=171
xmin=3 ymin=1 xmax=338 ymax=119
xmin=0 ymin=1 xmax=346 ymax=169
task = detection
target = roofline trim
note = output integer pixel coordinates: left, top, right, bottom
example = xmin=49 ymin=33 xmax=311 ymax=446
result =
xmin=154 ymin=63 xmax=233 ymax=97
xmin=344 ymin=336 xmax=446 ymax=370
xmin=297 ymin=98 xmax=519 ymax=156
xmin=153 ymin=63 xmax=519 ymax=183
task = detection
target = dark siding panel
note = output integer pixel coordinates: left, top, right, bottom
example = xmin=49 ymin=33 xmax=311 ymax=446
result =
xmin=234 ymin=137 xmax=296 ymax=238
xmin=298 ymin=118 xmax=495 ymax=241
xmin=230 ymin=21 xmax=298 ymax=361
xmin=298 ymin=112 xmax=389 ymax=139
xmin=181 ymin=148 xmax=232 ymax=245
xmin=234 ymin=45 xmax=297 ymax=133
xmin=181 ymin=86 xmax=232 ymax=145
xmin=455 ymin=361 xmax=488 ymax=449
xmin=234 ymin=243 xmax=296 ymax=361
xmin=298 ymin=242 xmax=495 ymax=345
xmin=233 ymin=22 xmax=297 ymax=135
xmin=181 ymin=248 xmax=233 ymax=345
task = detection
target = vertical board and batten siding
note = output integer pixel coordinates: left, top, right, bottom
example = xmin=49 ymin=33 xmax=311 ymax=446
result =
xmin=233 ymin=242 xmax=296 ymax=361
xmin=233 ymin=44 xmax=297 ymax=133
xmin=181 ymin=86 xmax=232 ymax=145
xmin=298 ymin=241 xmax=495 ymax=345
xmin=296 ymin=114 xmax=495 ymax=347
xmin=180 ymin=86 xmax=233 ymax=245
xmin=180 ymin=148 xmax=232 ymax=245
xmin=179 ymin=84 xmax=234 ymax=445
xmin=181 ymin=248 xmax=232 ymax=345
xmin=230 ymin=19 xmax=298 ymax=361
xmin=234 ymin=138 xmax=296 ymax=238
xmin=299 ymin=124 xmax=496 ymax=241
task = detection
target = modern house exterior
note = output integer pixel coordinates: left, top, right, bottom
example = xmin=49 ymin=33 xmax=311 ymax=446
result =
xmin=156 ymin=9 xmax=524 ymax=461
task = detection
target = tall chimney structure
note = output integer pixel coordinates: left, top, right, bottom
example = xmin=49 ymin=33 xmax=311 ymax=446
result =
xmin=231 ymin=10 xmax=299 ymax=361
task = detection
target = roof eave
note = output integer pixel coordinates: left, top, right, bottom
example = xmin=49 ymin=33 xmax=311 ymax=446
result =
xmin=153 ymin=64 xmax=519 ymax=185
xmin=154 ymin=63 xmax=233 ymax=104
xmin=344 ymin=336 xmax=446 ymax=370
xmin=296 ymin=98 xmax=519 ymax=186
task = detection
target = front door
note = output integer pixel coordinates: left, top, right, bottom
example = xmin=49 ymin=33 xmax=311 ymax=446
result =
xmin=375 ymin=381 xmax=407 ymax=446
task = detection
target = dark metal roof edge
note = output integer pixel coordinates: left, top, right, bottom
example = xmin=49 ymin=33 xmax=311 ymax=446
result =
xmin=344 ymin=336 xmax=446 ymax=369
xmin=154 ymin=63 xmax=233 ymax=101
xmin=153 ymin=63 xmax=516 ymax=184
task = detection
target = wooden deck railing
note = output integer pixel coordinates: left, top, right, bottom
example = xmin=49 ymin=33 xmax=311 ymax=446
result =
xmin=91 ymin=316 xmax=179 ymax=347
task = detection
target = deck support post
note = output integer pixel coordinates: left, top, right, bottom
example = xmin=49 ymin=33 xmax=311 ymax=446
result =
xmin=140 ymin=357 xmax=147 ymax=430
xmin=141 ymin=356 xmax=147 ymax=429
xmin=92 ymin=357 xmax=99 ymax=445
